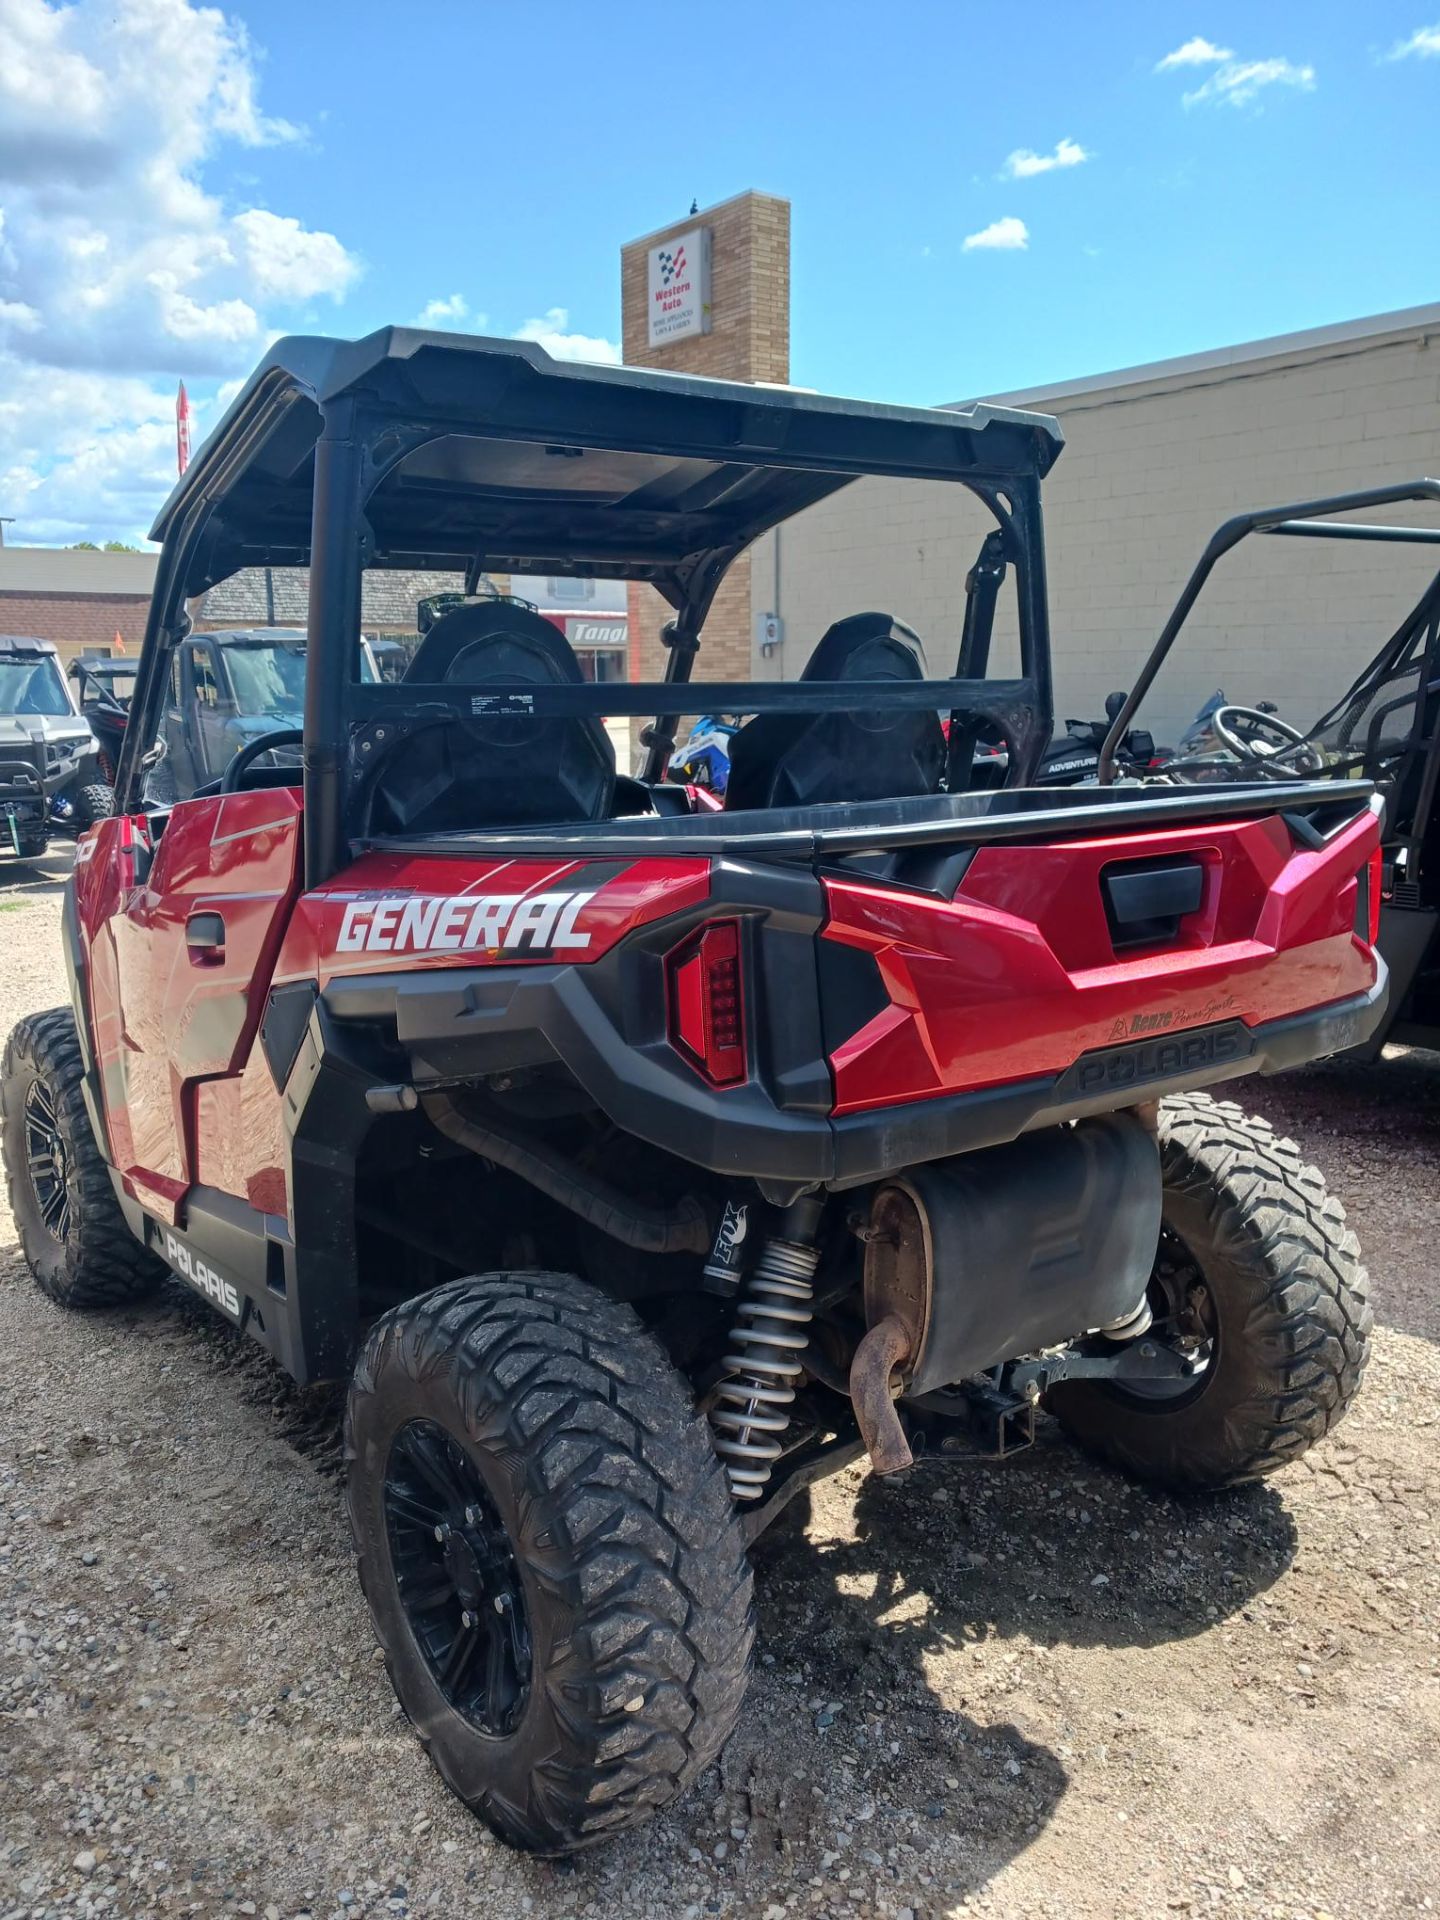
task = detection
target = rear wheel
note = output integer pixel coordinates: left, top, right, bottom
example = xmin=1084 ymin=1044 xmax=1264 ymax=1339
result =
xmin=345 ymin=1270 xmax=754 ymax=1854
xmin=1 ymin=1008 xmax=165 ymax=1307
xmin=1046 ymin=1093 xmax=1371 ymax=1490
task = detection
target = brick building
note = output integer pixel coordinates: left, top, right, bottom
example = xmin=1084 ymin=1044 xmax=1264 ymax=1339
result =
xmin=619 ymin=190 xmax=790 ymax=759
xmin=0 ymin=547 xmax=157 ymax=668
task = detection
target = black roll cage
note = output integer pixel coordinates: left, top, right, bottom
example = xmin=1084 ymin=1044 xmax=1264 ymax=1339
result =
xmin=1099 ymin=478 xmax=1440 ymax=781
xmin=116 ymin=330 xmax=1063 ymax=888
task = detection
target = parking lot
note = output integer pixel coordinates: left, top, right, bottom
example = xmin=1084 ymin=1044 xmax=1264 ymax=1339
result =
xmin=2 ymin=847 xmax=1437 ymax=1920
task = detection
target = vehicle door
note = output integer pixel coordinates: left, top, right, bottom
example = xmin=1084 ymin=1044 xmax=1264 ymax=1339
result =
xmin=76 ymin=773 xmax=303 ymax=1225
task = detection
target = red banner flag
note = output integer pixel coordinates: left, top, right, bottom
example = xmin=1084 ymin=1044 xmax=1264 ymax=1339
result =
xmin=176 ymin=380 xmax=192 ymax=477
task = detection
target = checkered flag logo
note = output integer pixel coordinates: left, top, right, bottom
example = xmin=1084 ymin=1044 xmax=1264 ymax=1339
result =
xmin=657 ymin=244 xmax=687 ymax=286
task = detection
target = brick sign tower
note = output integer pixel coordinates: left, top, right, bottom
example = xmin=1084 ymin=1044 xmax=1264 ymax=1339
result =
xmin=620 ymin=191 xmax=790 ymax=758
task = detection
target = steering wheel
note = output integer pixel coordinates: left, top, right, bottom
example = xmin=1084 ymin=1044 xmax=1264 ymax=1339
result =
xmin=1209 ymin=705 xmax=1325 ymax=776
xmin=220 ymin=729 xmax=304 ymax=794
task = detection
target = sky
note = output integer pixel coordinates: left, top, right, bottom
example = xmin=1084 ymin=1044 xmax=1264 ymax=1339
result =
xmin=1 ymin=0 xmax=1438 ymax=547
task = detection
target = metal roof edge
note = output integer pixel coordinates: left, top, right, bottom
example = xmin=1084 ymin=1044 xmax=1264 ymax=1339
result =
xmin=951 ymin=300 xmax=1440 ymax=413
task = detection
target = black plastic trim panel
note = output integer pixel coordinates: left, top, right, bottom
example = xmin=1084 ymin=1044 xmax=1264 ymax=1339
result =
xmin=321 ymin=927 xmax=1388 ymax=1190
xmin=361 ymin=777 xmax=1376 ymax=864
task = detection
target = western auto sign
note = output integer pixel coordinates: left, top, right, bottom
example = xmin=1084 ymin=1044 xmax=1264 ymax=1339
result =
xmin=647 ymin=225 xmax=711 ymax=346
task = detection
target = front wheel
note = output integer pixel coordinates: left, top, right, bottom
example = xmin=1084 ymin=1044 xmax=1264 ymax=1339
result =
xmin=345 ymin=1270 xmax=754 ymax=1854
xmin=1047 ymin=1093 xmax=1371 ymax=1490
xmin=70 ymin=783 xmax=115 ymax=833
xmin=2 ymin=1009 xmax=165 ymax=1307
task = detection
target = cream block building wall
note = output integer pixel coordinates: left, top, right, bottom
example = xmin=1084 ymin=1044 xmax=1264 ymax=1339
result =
xmin=752 ymin=304 xmax=1440 ymax=746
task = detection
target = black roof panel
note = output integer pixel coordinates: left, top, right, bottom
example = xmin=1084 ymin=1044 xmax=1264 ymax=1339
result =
xmin=152 ymin=329 xmax=1064 ymax=585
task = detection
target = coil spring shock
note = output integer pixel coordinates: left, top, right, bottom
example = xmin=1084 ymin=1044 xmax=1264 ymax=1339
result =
xmin=709 ymin=1231 xmax=819 ymax=1500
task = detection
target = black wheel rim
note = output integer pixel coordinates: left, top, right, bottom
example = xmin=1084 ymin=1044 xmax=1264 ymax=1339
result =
xmin=24 ymin=1079 xmax=71 ymax=1242
xmin=384 ymin=1420 xmax=532 ymax=1736
xmin=1112 ymin=1225 xmax=1219 ymax=1406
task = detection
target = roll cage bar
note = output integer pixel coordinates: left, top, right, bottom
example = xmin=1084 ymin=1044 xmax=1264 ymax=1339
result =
xmin=117 ymin=329 xmax=1063 ymax=887
xmin=1098 ymin=478 xmax=1440 ymax=782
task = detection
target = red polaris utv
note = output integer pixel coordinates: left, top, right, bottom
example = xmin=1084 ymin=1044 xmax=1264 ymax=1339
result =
xmin=2 ymin=331 xmax=1383 ymax=1854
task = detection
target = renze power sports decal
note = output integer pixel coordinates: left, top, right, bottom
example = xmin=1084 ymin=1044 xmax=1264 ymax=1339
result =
xmin=336 ymin=890 xmax=597 ymax=955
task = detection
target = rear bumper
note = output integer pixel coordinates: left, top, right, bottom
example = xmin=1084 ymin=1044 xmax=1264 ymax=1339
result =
xmin=320 ymin=960 xmax=1387 ymax=1194
xmin=827 ymin=966 xmax=1386 ymax=1187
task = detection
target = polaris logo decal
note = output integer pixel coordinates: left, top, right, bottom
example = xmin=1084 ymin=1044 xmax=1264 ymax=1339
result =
xmin=335 ymin=891 xmax=598 ymax=956
xmin=162 ymin=1232 xmax=241 ymax=1320
xmin=1069 ymin=1021 xmax=1253 ymax=1095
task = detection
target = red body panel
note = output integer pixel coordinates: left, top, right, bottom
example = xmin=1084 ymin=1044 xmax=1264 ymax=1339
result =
xmin=70 ymin=785 xmax=1379 ymax=1225
xmin=273 ymin=851 xmax=712 ymax=989
xmin=73 ymin=791 xmax=302 ymax=1220
xmin=824 ymin=810 xmax=1381 ymax=1115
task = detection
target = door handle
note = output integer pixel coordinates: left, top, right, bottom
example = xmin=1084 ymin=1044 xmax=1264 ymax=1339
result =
xmin=186 ymin=910 xmax=226 ymax=958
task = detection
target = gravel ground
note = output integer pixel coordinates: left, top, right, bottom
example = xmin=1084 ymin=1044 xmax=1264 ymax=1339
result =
xmin=2 ymin=848 xmax=1438 ymax=1920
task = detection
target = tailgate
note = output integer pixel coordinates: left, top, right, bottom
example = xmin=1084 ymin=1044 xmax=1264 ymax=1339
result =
xmin=822 ymin=793 xmax=1384 ymax=1115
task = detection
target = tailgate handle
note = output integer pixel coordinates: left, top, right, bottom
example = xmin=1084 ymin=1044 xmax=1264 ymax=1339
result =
xmin=1102 ymin=859 xmax=1204 ymax=949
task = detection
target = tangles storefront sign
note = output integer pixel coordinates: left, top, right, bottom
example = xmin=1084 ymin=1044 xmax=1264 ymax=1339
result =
xmin=647 ymin=227 xmax=712 ymax=347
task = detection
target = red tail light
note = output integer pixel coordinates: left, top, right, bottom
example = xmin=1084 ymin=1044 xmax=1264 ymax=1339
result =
xmin=666 ymin=918 xmax=747 ymax=1087
xmin=1366 ymin=847 xmax=1383 ymax=947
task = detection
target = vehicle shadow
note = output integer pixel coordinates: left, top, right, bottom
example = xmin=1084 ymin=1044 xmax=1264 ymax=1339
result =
xmin=94 ymin=1280 xmax=1296 ymax=1911
xmin=560 ymin=1421 xmax=1297 ymax=1908
xmin=0 ymin=845 xmax=74 ymax=898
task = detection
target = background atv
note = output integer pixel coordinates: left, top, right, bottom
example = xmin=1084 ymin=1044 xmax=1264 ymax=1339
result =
xmin=1100 ymin=479 xmax=1440 ymax=1053
xmin=70 ymin=655 xmax=138 ymax=787
xmin=2 ymin=329 xmax=1382 ymax=1855
xmin=0 ymin=635 xmax=113 ymax=858
xmin=146 ymin=626 xmax=379 ymax=801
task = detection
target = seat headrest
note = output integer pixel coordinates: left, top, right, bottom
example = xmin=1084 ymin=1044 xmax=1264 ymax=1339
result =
xmin=799 ymin=611 xmax=929 ymax=686
xmin=403 ymin=601 xmax=582 ymax=686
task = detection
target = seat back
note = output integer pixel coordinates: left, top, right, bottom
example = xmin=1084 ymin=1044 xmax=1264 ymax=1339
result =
xmin=725 ymin=612 xmax=945 ymax=811
xmin=369 ymin=602 xmax=615 ymax=832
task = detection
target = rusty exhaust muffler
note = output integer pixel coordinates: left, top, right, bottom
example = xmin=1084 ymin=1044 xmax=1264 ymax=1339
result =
xmin=848 ymin=1312 xmax=915 ymax=1475
xmin=848 ymin=1182 xmax=932 ymax=1476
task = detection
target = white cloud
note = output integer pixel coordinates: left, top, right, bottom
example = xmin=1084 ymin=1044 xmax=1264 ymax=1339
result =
xmin=1156 ymin=34 xmax=1315 ymax=108
xmin=0 ymin=5 xmax=618 ymax=543
xmin=1156 ymin=36 xmax=1234 ymax=69
xmin=0 ymin=0 xmax=360 ymax=543
xmin=1386 ymin=22 xmax=1440 ymax=58
xmin=1182 ymin=55 xmax=1316 ymax=107
xmin=0 ymin=299 xmax=42 ymax=334
xmin=413 ymin=293 xmax=487 ymax=330
xmin=511 ymin=307 xmax=621 ymax=364
xmin=962 ymin=217 xmax=1030 ymax=254
xmin=1002 ymin=137 xmax=1090 ymax=179
xmin=409 ymin=297 xmax=619 ymax=364
xmin=233 ymin=210 xmax=359 ymax=303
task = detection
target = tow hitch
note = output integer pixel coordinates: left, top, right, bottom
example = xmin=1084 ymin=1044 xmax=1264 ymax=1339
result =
xmin=904 ymin=1335 xmax=1202 ymax=1468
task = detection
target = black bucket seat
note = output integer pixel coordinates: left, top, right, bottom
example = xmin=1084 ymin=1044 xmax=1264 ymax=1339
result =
xmin=725 ymin=611 xmax=945 ymax=811
xmin=369 ymin=601 xmax=615 ymax=833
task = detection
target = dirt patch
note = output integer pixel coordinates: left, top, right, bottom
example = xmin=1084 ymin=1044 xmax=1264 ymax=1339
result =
xmin=2 ymin=851 xmax=1437 ymax=1920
